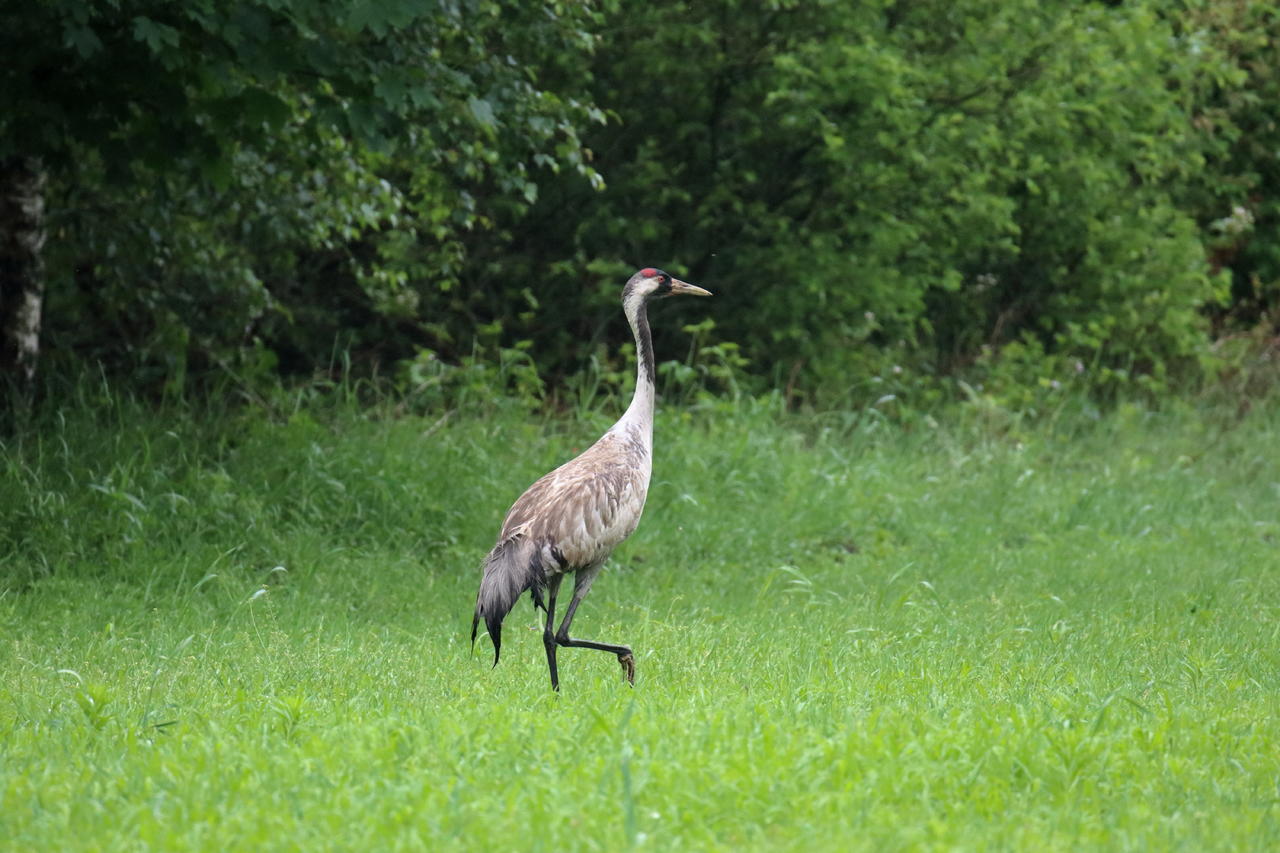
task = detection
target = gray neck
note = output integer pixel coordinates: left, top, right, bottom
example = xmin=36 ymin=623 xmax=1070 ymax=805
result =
xmin=620 ymin=296 xmax=656 ymax=432
xmin=635 ymin=306 xmax=655 ymax=388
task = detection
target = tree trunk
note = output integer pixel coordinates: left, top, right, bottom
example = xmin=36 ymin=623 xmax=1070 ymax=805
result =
xmin=0 ymin=156 xmax=47 ymax=393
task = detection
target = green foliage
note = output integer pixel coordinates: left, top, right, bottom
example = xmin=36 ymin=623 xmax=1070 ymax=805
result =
xmin=504 ymin=0 xmax=1238 ymax=404
xmin=396 ymin=342 xmax=548 ymax=416
xmin=3 ymin=391 xmax=1280 ymax=848
xmin=3 ymin=0 xmax=608 ymax=390
xmin=68 ymin=677 xmax=115 ymax=731
xmin=6 ymin=0 xmax=1280 ymax=406
xmin=657 ymin=317 xmax=750 ymax=409
xmin=1173 ymin=2 xmax=1280 ymax=330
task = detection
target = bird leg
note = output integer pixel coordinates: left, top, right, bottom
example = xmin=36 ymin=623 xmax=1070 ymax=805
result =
xmin=555 ymin=568 xmax=635 ymax=686
xmin=542 ymin=575 xmax=564 ymax=691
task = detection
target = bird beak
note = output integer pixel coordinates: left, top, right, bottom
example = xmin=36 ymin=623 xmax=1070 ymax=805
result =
xmin=670 ymin=278 xmax=712 ymax=297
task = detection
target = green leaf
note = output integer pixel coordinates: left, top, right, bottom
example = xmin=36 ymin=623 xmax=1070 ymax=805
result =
xmin=64 ymin=25 xmax=103 ymax=58
xmin=132 ymin=16 xmax=180 ymax=54
xmin=241 ymin=89 xmax=293 ymax=130
xmin=467 ymin=97 xmax=497 ymax=128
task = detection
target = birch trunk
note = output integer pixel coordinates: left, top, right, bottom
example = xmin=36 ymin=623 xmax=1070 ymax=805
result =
xmin=0 ymin=156 xmax=47 ymax=392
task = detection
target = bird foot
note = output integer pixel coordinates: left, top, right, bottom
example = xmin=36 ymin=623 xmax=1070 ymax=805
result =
xmin=618 ymin=652 xmax=635 ymax=685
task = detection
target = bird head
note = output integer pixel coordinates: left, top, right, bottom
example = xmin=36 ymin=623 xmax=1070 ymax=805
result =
xmin=627 ymin=267 xmax=713 ymax=301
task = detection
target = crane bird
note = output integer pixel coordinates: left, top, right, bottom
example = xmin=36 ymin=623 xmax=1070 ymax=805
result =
xmin=471 ymin=267 xmax=711 ymax=690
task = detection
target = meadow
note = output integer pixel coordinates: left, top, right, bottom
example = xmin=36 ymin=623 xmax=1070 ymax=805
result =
xmin=2 ymin=387 xmax=1278 ymax=850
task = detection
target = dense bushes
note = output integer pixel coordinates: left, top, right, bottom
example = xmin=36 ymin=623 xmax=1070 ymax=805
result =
xmin=511 ymin=0 xmax=1241 ymax=405
xmin=5 ymin=0 xmax=606 ymax=390
xmin=5 ymin=1 xmax=1279 ymax=407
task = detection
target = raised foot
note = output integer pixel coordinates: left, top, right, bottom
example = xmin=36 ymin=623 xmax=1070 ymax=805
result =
xmin=618 ymin=652 xmax=635 ymax=685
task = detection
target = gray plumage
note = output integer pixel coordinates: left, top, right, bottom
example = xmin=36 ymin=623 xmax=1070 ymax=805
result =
xmin=471 ymin=267 xmax=711 ymax=690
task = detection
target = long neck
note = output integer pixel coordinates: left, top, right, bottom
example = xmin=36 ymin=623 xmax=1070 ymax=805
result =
xmin=619 ymin=296 xmax=656 ymax=434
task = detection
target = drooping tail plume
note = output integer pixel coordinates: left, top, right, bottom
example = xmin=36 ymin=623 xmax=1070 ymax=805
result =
xmin=471 ymin=537 xmax=542 ymax=666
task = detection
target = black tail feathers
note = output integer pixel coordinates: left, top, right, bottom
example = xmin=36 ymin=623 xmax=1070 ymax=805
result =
xmin=471 ymin=537 xmax=545 ymax=667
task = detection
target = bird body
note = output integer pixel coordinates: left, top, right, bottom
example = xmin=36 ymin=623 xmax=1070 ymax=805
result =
xmin=471 ymin=267 xmax=710 ymax=690
xmin=500 ymin=426 xmax=651 ymax=571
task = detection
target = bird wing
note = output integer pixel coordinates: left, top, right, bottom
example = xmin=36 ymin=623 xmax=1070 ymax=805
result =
xmin=497 ymin=431 xmax=651 ymax=569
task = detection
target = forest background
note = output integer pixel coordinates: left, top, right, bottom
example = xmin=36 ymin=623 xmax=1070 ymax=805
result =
xmin=2 ymin=0 xmax=1278 ymax=414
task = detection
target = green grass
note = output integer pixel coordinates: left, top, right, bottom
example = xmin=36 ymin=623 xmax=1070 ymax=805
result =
xmin=2 ymin=389 xmax=1279 ymax=850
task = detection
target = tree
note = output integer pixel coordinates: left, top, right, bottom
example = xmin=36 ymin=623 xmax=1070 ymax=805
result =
xmin=0 ymin=0 xmax=606 ymax=394
xmin=0 ymin=156 xmax=44 ymax=391
xmin=494 ymin=0 xmax=1235 ymax=402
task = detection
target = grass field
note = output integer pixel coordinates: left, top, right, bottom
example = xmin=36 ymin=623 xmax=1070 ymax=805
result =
xmin=2 ymin=389 xmax=1279 ymax=850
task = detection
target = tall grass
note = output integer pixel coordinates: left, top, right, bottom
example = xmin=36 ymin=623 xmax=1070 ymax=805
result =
xmin=2 ymin=386 xmax=1278 ymax=850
